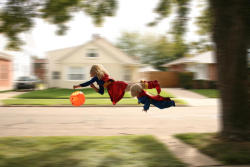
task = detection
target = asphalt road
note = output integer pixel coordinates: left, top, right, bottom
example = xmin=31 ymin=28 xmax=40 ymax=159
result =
xmin=0 ymin=106 xmax=220 ymax=137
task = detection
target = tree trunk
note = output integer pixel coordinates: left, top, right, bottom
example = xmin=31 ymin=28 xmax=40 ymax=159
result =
xmin=210 ymin=0 xmax=250 ymax=140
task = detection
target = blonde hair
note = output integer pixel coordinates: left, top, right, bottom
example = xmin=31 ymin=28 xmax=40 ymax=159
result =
xmin=90 ymin=64 xmax=109 ymax=80
xmin=130 ymin=84 xmax=143 ymax=97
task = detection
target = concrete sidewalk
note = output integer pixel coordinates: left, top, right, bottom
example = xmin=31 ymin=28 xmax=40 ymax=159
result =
xmin=0 ymin=91 xmax=24 ymax=105
xmin=164 ymin=88 xmax=220 ymax=107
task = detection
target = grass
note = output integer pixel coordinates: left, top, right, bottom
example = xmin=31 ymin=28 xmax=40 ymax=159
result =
xmin=175 ymin=133 xmax=250 ymax=165
xmin=15 ymin=88 xmax=175 ymax=99
xmin=190 ymin=89 xmax=219 ymax=98
xmin=0 ymin=135 xmax=186 ymax=167
xmin=2 ymin=88 xmax=187 ymax=106
xmin=2 ymin=98 xmax=186 ymax=106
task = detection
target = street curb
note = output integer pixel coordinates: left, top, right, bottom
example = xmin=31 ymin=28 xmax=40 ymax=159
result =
xmin=0 ymin=104 xmax=187 ymax=107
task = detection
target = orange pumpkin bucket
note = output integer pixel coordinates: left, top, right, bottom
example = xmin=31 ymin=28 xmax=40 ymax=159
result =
xmin=70 ymin=91 xmax=85 ymax=106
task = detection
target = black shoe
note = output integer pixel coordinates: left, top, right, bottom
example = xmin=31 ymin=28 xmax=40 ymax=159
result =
xmin=172 ymin=101 xmax=176 ymax=107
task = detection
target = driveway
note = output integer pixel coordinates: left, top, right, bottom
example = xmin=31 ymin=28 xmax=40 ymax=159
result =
xmin=0 ymin=91 xmax=24 ymax=105
xmin=165 ymin=88 xmax=220 ymax=107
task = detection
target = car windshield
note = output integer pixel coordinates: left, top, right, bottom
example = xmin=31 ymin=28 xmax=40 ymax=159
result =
xmin=18 ymin=76 xmax=35 ymax=81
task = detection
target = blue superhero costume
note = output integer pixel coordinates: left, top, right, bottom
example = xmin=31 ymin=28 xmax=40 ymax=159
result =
xmin=137 ymin=90 xmax=175 ymax=111
xmin=80 ymin=76 xmax=105 ymax=95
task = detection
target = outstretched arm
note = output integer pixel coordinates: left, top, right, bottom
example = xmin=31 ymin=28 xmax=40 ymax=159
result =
xmin=73 ymin=77 xmax=98 ymax=89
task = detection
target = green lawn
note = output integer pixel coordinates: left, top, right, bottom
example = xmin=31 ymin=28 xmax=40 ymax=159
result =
xmin=2 ymin=88 xmax=187 ymax=106
xmin=2 ymin=98 xmax=186 ymax=106
xmin=15 ymin=88 xmax=175 ymax=99
xmin=190 ymin=89 xmax=219 ymax=98
xmin=0 ymin=135 xmax=186 ymax=167
xmin=175 ymin=133 xmax=250 ymax=165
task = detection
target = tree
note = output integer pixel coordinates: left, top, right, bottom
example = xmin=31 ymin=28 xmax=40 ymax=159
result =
xmin=153 ymin=0 xmax=250 ymax=140
xmin=116 ymin=32 xmax=188 ymax=70
xmin=209 ymin=0 xmax=250 ymax=140
xmin=0 ymin=0 xmax=117 ymax=50
xmin=192 ymin=1 xmax=213 ymax=53
xmin=115 ymin=32 xmax=142 ymax=60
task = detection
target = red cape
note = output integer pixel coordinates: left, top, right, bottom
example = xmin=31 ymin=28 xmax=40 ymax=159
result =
xmin=102 ymin=74 xmax=128 ymax=105
xmin=138 ymin=90 xmax=171 ymax=101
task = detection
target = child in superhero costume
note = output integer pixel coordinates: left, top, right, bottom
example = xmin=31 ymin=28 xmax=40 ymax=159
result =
xmin=73 ymin=64 xmax=127 ymax=105
xmin=73 ymin=64 xmax=162 ymax=105
xmin=130 ymin=84 xmax=175 ymax=112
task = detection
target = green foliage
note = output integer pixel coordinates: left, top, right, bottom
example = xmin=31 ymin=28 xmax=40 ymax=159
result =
xmin=178 ymin=72 xmax=194 ymax=89
xmin=151 ymin=0 xmax=191 ymax=42
xmin=0 ymin=0 xmax=37 ymax=50
xmin=0 ymin=0 xmax=117 ymax=50
xmin=192 ymin=80 xmax=217 ymax=89
xmin=196 ymin=6 xmax=213 ymax=36
xmin=116 ymin=32 xmax=188 ymax=70
xmin=189 ymin=40 xmax=213 ymax=54
xmin=115 ymin=32 xmax=142 ymax=59
xmin=170 ymin=0 xmax=190 ymax=41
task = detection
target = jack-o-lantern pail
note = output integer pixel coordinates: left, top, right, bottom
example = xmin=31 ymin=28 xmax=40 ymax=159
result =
xmin=70 ymin=91 xmax=85 ymax=106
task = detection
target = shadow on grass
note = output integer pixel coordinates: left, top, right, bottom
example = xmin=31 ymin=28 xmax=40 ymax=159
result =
xmin=0 ymin=136 xmax=187 ymax=167
xmin=132 ymin=136 xmax=186 ymax=167
xmin=0 ymin=139 xmax=95 ymax=167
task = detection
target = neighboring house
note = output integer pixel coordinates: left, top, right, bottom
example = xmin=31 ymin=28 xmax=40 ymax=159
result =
xmin=32 ymin=57 xmax=47 ymax=82
xmin=163 ymin=51 xmax=217 ymax=80
xmin=47 ymin=35 xmax=141 ymax=88
xmin=139 ymin=65 xmax=159 ymax=72
xmin=0 ymin=52 xmax=13 ymax=89
xmin=12 ymin=51 xmax=34 ymax=80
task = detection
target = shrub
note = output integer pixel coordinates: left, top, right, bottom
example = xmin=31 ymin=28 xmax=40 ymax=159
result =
xmin=178 ymin=72 xmax=194 ymax=89
xmin=192 ymin=80 xmax=217 ymax=89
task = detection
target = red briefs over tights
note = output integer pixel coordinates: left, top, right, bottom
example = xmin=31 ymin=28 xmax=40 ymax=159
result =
xmin=107 ymin=81 xmax=128 ymax=105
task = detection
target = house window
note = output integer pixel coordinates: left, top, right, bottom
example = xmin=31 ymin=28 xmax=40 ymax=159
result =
xmin=86 ymin=49 xmax=98 ymax=58
xmin=52 ymin=71 xmax=60 ymax=79
xmin=124 ymin=68 xmax=131 ymax=81
xmin=68 ymin=67 xmax=85 ymax=80
xmin=0 ymin=65 xmax=8 ymax=80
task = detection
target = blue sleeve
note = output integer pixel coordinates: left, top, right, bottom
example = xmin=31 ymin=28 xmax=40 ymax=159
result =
xmin=143 ymin=97 xmax=151 ymax=111
xmin=98 ymin=85 xmax=104 ymax=95
xmin=80 ymin=77 xmax=98 ymax=87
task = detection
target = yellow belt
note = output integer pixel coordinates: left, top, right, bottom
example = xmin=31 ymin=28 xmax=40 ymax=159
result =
xmin=103 ymin=81 xmax=112 ymax=88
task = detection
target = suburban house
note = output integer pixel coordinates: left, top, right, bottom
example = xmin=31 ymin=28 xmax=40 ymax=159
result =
xmin=47 ymin=35 xmax=141 ymax=88
xmin=0 ymin=51 xmax=13 ymax=90
xmin=162 ymin=51 xmax=217 ymax=81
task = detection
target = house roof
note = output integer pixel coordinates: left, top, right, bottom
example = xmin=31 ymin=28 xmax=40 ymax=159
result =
xmin=162 ymin=51 xmax=215 ymax=67
xmin=46 ymin=35 xmax=140 ymax=66
xmin=0 ymin=51 xmax=12 ymax=61
xmin=139 ymin=65 xmax=159 ymax=72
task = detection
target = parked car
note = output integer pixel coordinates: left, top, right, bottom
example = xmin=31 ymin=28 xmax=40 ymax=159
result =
xmin=15 ymin=76 xmax=41 ymax=90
